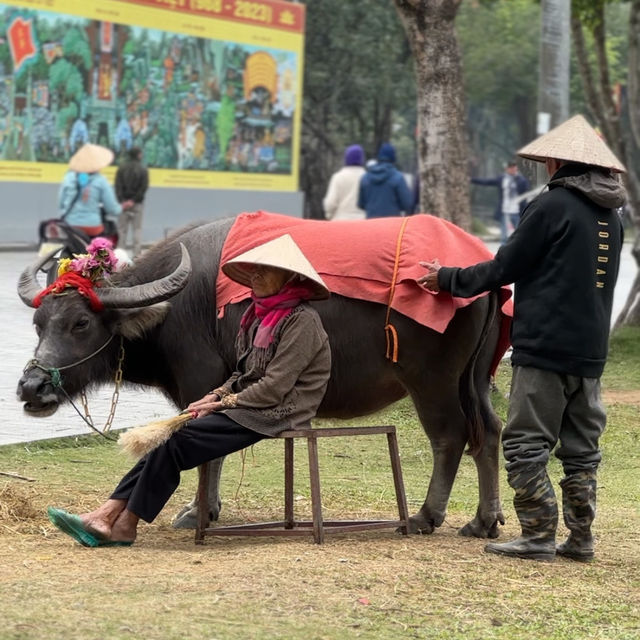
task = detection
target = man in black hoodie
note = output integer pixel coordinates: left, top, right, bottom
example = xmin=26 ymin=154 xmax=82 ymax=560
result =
xmin=115 ymin=147 xmax=149 ymax=257
xmin=418 ymin=115 xmax=627 ymax=562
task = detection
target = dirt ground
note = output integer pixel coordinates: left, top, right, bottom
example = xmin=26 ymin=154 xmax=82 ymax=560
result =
xmin=1 ymin=458 xmax=640 ymax=640
xmin=602 ymin=389 xmax=640 ymax=405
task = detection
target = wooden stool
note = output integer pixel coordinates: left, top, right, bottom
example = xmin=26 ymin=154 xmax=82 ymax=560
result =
xmin=195 ymin=425 xmax=410 ymax=544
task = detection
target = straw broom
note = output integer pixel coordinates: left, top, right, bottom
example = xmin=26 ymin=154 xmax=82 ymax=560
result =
xmin=118 ymin=411 xmax=197 ymax=458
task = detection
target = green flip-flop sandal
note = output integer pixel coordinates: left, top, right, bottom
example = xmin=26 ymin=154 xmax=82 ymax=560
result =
xmin=47 ymin=507 xmax=133 ymax=548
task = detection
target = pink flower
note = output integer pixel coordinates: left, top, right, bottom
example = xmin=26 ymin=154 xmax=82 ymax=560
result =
xmin=63 ymin=239 xmax=119 ymax=283
xmin=87 ymin=237 xmax=113 ymax=253
xmin=70 ymin=255 xmax=90 ymax=276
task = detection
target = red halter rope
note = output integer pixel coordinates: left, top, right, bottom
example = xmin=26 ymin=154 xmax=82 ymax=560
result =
xmin=33 ymin=272 xmax=105 ymax=312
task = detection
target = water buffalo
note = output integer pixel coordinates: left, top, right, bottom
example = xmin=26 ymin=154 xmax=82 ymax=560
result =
xmin=17 ymin=217 xmax=505 ymax=538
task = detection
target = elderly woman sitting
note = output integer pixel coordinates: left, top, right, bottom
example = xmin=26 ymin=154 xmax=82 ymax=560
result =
xmin=47 ymin=234 xmax=331 ymax=547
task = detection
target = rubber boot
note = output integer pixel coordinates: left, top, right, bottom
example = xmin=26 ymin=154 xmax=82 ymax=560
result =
xmin=556 ymin=471 xmax=596 ymax=562
xmin=485 ymin=464 xmax=558 ymax=562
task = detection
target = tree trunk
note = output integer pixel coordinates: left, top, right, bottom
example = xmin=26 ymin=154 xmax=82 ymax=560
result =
xmin=393 ymin=0 xmax=470 ymax=230
xmin=300 ymin=104 xmax=337 ymax=220
xmin=629 ymin=0 xmax=640 ymax=149
xmin=571 ymin=4 xmax=640 ymax=327
xmin=536 ymin=0 xmax=570 ymax=185
xmin=538 ymin=0 xmax=570 ymax=127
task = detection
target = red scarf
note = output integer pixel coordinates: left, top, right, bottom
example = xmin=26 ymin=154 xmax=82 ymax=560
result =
xmin=33 ymin=272 xmax=105 ymax=312
xmin=240 ymin=282 xmax=313 ymax=348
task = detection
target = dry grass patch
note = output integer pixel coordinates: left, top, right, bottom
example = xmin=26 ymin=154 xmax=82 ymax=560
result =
xmin=1 ymin=328 xmax=640 ymax=639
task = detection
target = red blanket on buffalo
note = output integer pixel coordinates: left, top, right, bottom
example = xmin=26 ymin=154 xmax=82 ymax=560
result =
xmin=217 ymin=211 xmax=513 ymax=374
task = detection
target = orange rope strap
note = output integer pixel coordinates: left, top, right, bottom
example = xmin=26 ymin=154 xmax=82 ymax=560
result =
xmin=385 ymin=217 xmax=410 ymax=363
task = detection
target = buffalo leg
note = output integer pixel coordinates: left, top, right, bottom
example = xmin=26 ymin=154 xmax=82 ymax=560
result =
xmin=458 ymin=307 xmax=505 ymax=538
xmin=408 ymin=391 xmax=468 ymax=534
xmin=458 ymin=411 xmax=504 ymax=538
xmin=172 ymin=456 xmax=225 ymax=529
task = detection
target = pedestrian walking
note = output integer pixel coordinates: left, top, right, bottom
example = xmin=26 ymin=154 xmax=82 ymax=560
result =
xmin=323 ymin=144 xmax=366 ymax=221
xmin=358 ymin=142 xmax=413 ymax=218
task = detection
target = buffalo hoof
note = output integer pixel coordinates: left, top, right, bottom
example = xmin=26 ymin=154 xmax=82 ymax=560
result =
xmin=458 ymin=516 xmax=502 ymax=539
xmin=407 ymin=514 xmax=440 ymax=535
xmin=172 ymin=507 xmax=199 ymax=529
xmin=172 ymin=499 xmax=222 ymax=529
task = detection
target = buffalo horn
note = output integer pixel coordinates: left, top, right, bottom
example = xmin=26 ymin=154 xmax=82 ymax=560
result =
xmin=17 ymin=248 xmax=61 ymax=307
xmin=97 ymin=243 xmax=192 ymax=309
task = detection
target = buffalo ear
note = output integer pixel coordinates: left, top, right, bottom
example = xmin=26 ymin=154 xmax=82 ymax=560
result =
xmin=114 ymin=302 xmax=171 ymax=340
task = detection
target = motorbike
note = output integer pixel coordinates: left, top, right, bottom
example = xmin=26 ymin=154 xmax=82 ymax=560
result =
xmin=37 ymin=213 xmax=119 ymax=285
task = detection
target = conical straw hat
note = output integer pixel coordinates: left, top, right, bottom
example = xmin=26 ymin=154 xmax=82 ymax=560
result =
xmin=517 ymin=114 xmax=626 ymax=173
xmin=222 ymin=234 xmax=330 ymax=300
xmin=69 ymin=143 xmax=115 ymax=173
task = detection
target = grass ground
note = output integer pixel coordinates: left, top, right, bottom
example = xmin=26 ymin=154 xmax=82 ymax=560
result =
xmin=1 ymin=329 xmax=639 ymax=639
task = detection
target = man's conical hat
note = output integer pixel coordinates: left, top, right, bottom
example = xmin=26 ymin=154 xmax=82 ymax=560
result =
xmin=222 ymin=234 xmax=330 ymax=300
xmin=517 ymin=114 xmax=626 ymax=173
xmin=69 ymin=143 xmax=114 ymax=173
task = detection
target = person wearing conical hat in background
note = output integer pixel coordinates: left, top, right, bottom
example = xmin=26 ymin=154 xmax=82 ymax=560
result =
xmin=58 ymin=143 xmax=122 ymax=238
xmin=47 ymin=235 xmax=332 ymax=547
xmin=418 ymin=114 xmax=627 ymax=562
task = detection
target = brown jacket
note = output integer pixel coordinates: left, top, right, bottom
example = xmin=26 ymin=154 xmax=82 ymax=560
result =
xmin=217 ymin=304 xmax=331 ymax=436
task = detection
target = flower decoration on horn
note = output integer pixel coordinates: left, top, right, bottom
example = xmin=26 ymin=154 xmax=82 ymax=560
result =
xmin=34 ymin=238 xmax=120 ymax=312
xmin=57 ymin=237 xmax=119 ymax=282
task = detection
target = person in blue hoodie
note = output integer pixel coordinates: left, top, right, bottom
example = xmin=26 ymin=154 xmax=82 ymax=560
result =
xmin=358 ymin=142 xmax=414 ymax=218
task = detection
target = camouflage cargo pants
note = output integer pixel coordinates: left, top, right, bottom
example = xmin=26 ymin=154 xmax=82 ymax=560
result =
xmin=502 ymin=366 xmax=606 ymax=475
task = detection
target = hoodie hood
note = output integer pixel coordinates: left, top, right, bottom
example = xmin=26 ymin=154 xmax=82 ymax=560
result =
xmin=367 ymin=161 xmax=395 ymax=184
xmin=549 ymin=164 xmax=627 ymax=209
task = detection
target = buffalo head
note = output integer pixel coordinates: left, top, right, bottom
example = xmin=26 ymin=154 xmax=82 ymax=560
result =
xmin=16 ymin=244 xmax=192 ymax=416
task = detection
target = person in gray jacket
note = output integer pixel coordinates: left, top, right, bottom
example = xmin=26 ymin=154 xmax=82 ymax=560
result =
xmin=47 ymin=235 xmax=331 ymax=547
xmin=419 ymin=115 xmax=626 ymax=562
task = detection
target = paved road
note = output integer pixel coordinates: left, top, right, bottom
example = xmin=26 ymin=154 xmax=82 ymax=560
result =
xmin=0 ymin=243 xmax=636 ymax=446
xmin=1 ymin=250 xmax=173 ymax=446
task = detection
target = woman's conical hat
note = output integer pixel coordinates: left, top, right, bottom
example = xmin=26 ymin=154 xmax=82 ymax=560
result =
xmin=222 ymin=234 xmax=330 ymax=300
xmin=517 ymin=114 xmax=626 ymax=173
xmin=69 ymin=143 xmax=115 ymax=173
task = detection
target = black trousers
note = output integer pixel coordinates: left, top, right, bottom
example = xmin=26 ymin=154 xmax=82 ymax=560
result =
xmin=110 ymin=413 xmax=266 ymax=523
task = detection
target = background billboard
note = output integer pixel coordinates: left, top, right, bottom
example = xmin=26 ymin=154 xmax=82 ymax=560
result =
xmin=0 ymin=0 xmax=305 ymax=191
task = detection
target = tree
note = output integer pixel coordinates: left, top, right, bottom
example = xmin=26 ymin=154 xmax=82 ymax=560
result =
xmin=628 ymin=0 xmax=640 ymax=148
xmin=570 ymin=0 xmax=640 ymax=326
xmin=457 ymin=0 xmax=540 ymax=154
xmin=393 ymin=0 xmax=471 ymax=229
xmin=300 ymin=0 xmax=416 ymax=219
xmin=538 ymin=0 xmax=571 ymax=127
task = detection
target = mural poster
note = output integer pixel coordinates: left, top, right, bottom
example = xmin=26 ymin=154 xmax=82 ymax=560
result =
xmin=0 ymin=0 xmax=305 ymax=190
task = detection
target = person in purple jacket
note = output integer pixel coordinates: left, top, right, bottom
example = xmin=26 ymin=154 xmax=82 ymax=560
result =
xmin=358 ymin=142 xmax=413 ymax=218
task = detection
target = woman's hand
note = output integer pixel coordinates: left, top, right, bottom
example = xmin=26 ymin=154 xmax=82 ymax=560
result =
xmin=186 ymin=393 xmax=223 ymax=418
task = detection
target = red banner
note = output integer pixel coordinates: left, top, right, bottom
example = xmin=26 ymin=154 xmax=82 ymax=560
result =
xmin=115 ymin=0 xmax=305 ymax=33
xmin=7 ymin=16 xmax=37 ymax=74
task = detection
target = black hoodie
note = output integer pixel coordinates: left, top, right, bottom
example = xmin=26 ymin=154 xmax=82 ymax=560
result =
xmin=115 ymin=152 xmax=149 ymax=204
xmin=439 ymin=163 xmax=626 ymax=378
